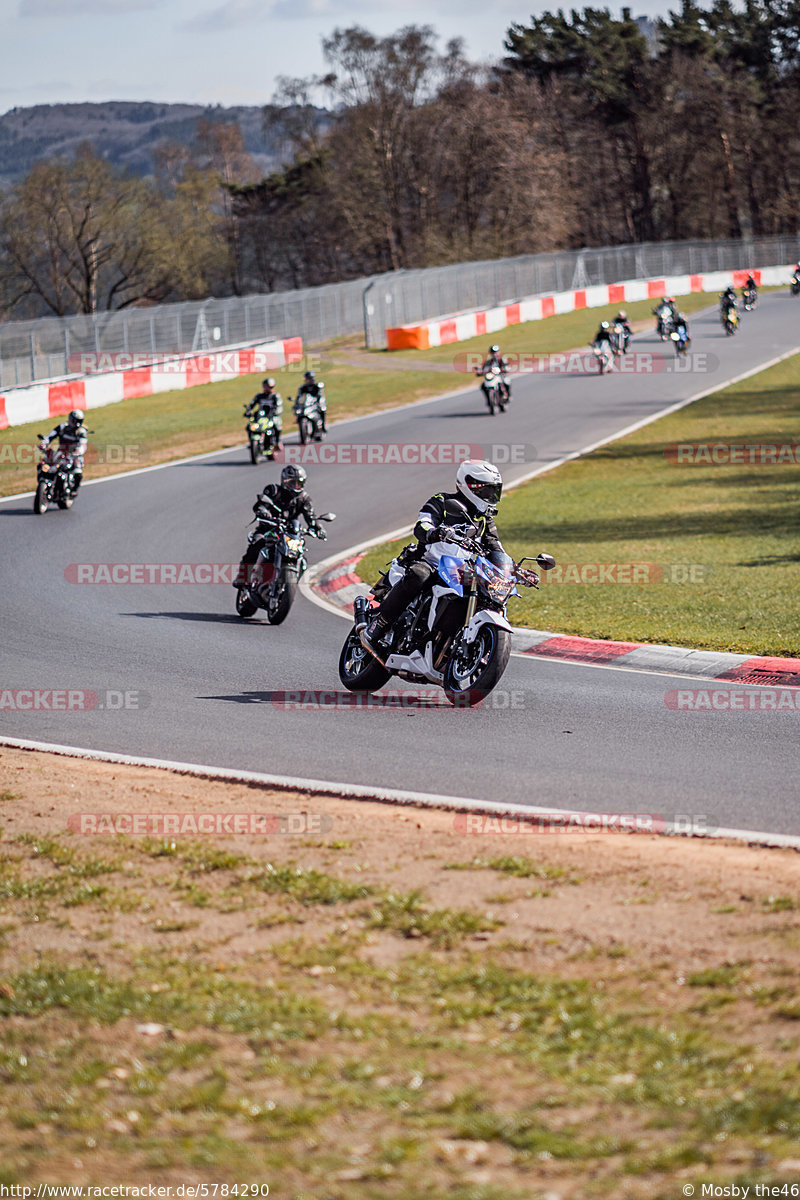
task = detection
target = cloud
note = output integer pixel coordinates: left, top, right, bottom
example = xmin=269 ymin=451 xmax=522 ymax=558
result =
xmin=19 ymin=0 xmax=163 ymax=15
xmin=180 ymin=0 xmax=266 ymax=32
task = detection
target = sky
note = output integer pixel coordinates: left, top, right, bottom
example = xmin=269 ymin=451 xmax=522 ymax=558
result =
xmin=0 ymin=0 xmax=676 ymax=113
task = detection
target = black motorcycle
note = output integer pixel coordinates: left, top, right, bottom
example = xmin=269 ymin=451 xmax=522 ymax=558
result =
xmin=791 ymin=275 xmax=800 ymax=297
xmin=235 ymin=511 xmax=336 ymax=625
xmin=742 ymin=285 xmax=757 ymax=311
xmin=244 ymin=406 xmax=280 ymax=464
xmin=34 ymin=439 xmax=82 ymax=514
xmin=293 ymin=388 xmax=327 ymax=444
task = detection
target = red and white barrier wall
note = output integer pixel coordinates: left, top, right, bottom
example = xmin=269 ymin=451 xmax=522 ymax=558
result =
xmin=385 ymin=266 xmax=794 ymax=350
xmin=0 ymin=337 xmax=303 ymax=430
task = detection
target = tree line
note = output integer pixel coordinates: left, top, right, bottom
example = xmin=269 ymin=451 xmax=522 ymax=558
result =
xmin=2 ymin=0 xmax=799 ymax=318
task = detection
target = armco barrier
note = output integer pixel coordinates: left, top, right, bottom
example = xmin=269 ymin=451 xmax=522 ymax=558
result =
xmin=385 ymin=266 xmax=792 ymax=350
xmin=0 ymin=338 xmax=303 ymax=430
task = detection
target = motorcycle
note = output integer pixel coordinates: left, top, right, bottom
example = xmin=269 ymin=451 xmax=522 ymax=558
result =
xmin=33 ymin=438 xmax=83 ymax=514
xmin=592 ymin=341 xmax=614 ymax=374
xmin=612 ymin=321 xmax=630 ymax=355
xmin=791 ymin=275 xmax=800 ymax=297
xmin=670 ymin=326 xmax=691 ymax=357
xmin=338 ymin=524 xmax=556 ymax=707
xmin=293 ymin=387 xmax=327 ymax=445
xmin=721 ymin=305 xmax=739 ymax=336
xmin=235 ymin=511 xmax=336 ymax=625
xmin=244 ymin=406 xmax=280 ymax=464
xmin=654 ymin=304 xmax=673 ymax=340
xmin=475 ymin=366 xmax=510 ymax=415
xmin=742 ymin=285 xmax=757 ymax=311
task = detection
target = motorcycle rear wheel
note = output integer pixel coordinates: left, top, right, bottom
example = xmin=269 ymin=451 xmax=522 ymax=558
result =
xmin=34 ymin=481 xmax=49 ymax=514
xmin=444 ymin=625 xmax=511 ymax=708
xmin=339 ymin=628 xmax=391 ymax=692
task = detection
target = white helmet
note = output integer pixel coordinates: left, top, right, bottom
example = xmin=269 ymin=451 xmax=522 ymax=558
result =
xmin=455 ymin=459 xmax=503 ymax=515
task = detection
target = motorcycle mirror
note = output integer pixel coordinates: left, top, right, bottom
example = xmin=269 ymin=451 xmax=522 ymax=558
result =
xmin=318 ymin=512 xmax=336 ymax=521
xmin=525 ymin=552 xmax=556 ymax=571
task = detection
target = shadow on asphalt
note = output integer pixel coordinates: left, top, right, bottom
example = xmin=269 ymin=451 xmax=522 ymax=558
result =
xmin=201 ymin=689 xmax=454 ymax=708
xmin=120 ymin=611 xmax=257 ymax=624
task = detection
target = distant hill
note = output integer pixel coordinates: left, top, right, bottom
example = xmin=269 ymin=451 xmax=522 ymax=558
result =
xmin=0 ymin=100 xmax=322 ymax=189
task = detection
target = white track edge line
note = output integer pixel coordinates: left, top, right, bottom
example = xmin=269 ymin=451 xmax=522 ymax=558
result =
xmin=2 ymin=735 xmax=799 ymax=851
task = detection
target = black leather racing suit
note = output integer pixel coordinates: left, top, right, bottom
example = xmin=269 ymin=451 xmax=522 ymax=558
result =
xmin=234 ymin=483 xmax=319 ymax=591
xmin=376 ymin=491 xmax=505 ymax=627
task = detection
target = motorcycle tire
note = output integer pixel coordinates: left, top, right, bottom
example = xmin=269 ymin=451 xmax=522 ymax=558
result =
xmin=235 ymin=588 xmax=258 ymax=618
xmin=338 ymin=628 xmax=391 ymax=692
xmin=249 ymin=438 xmax=259 ymax=465
xmin=299 ymin=418 xmax=310 ymax=446
xmin=486 ymin=391 xmax=497 ymax=415
xmin=34 ymin=481 xmax=49 ymax=514
xmin=443 ymin=624 xmax=511 ymax=708
xmin=265 ymin=572 xmax=297 ymax=625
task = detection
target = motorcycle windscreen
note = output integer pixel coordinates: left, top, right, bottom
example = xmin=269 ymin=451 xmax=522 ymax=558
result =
xmin=476 ymin=556 xmax=517 ymax=602
xmin=437 ymin=554 xmax=465 ymax=597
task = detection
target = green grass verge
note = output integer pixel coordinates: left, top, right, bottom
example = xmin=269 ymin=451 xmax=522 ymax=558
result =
xmin=359 ymin=353 xmax=800 ymax=656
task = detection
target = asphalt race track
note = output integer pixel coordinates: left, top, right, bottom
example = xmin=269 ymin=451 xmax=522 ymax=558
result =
xmin=2 ymin=296 xmax=799 ymax=835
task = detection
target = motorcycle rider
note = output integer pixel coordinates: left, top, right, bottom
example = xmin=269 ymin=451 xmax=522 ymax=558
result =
xmin=653 ymin=297 xmax=674 ymax=338
xmin=232 ymin=464 xmax=325 ymax=595
xmin=294 ymin=369 xmax=327 ymax=433
xmin=612 ymin=310 xmax=632 ymax=352
xmin=720 ymin=286 xmax=737 ymax=313
xmin=592 ymin=321 xmax=616 ymax=366
xmin=672 ymin=311 xmax=691 ymax=347
xmin=40 ymin=409 xmax=88 ymax=493
xmin=245 ymin=378 xmax=283 ymax=450
xmin=359 ymin=460 xmax=507 ymax=661
xmin=475 ymin=345 xmax=511 ymax=403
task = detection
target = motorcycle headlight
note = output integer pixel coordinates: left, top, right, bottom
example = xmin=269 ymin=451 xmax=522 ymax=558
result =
xmin=285 ymin=537 xmax=303 ymax=553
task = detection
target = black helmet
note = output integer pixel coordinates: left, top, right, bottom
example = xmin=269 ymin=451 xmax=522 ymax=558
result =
xmin=68 ymin=409 xmax=85 ymax=427
xmin=489 ymin=345 xmax=500 ymax=354
xmin=280 ymin=464 xmax=307 ymax=492
xmin=263 ymin=378 xmax=276 ymax=390
xmin=304 ymin=370 xmax=316 ymax=383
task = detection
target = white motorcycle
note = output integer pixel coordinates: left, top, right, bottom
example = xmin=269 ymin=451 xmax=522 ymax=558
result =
xmin=339 ymin=525 xmax=555 ymax=707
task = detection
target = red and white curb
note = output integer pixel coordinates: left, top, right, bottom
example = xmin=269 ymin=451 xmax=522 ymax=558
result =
xmin=310 ymin=551 xmax=800 ymax=687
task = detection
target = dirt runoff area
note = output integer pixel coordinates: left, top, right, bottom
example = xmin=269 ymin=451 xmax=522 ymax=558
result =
xmin=1 ymin=743 xmax=800 ymax=1199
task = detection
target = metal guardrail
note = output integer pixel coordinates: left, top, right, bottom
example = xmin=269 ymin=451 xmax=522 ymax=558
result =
xmin=2 ymin=235 xmax=799 ymax=386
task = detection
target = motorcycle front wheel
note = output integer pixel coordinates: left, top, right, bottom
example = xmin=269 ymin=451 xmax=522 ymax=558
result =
xmin=265 ymin=572 xmax=297 ymax=625
xmin=34 ymin=481 xmax=49 ymax=514
xmin=339 ymin=628 xmax=391 ymax=692
xmin=444 ymin=624 xmax=511 ymax=707
xmin=298 ymin=418 xmax=310 ymax=445
xmin=249 ymin=438 xmax=259 ymax=465
xmin=235 ymin=588 xmax=258 ymax=618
